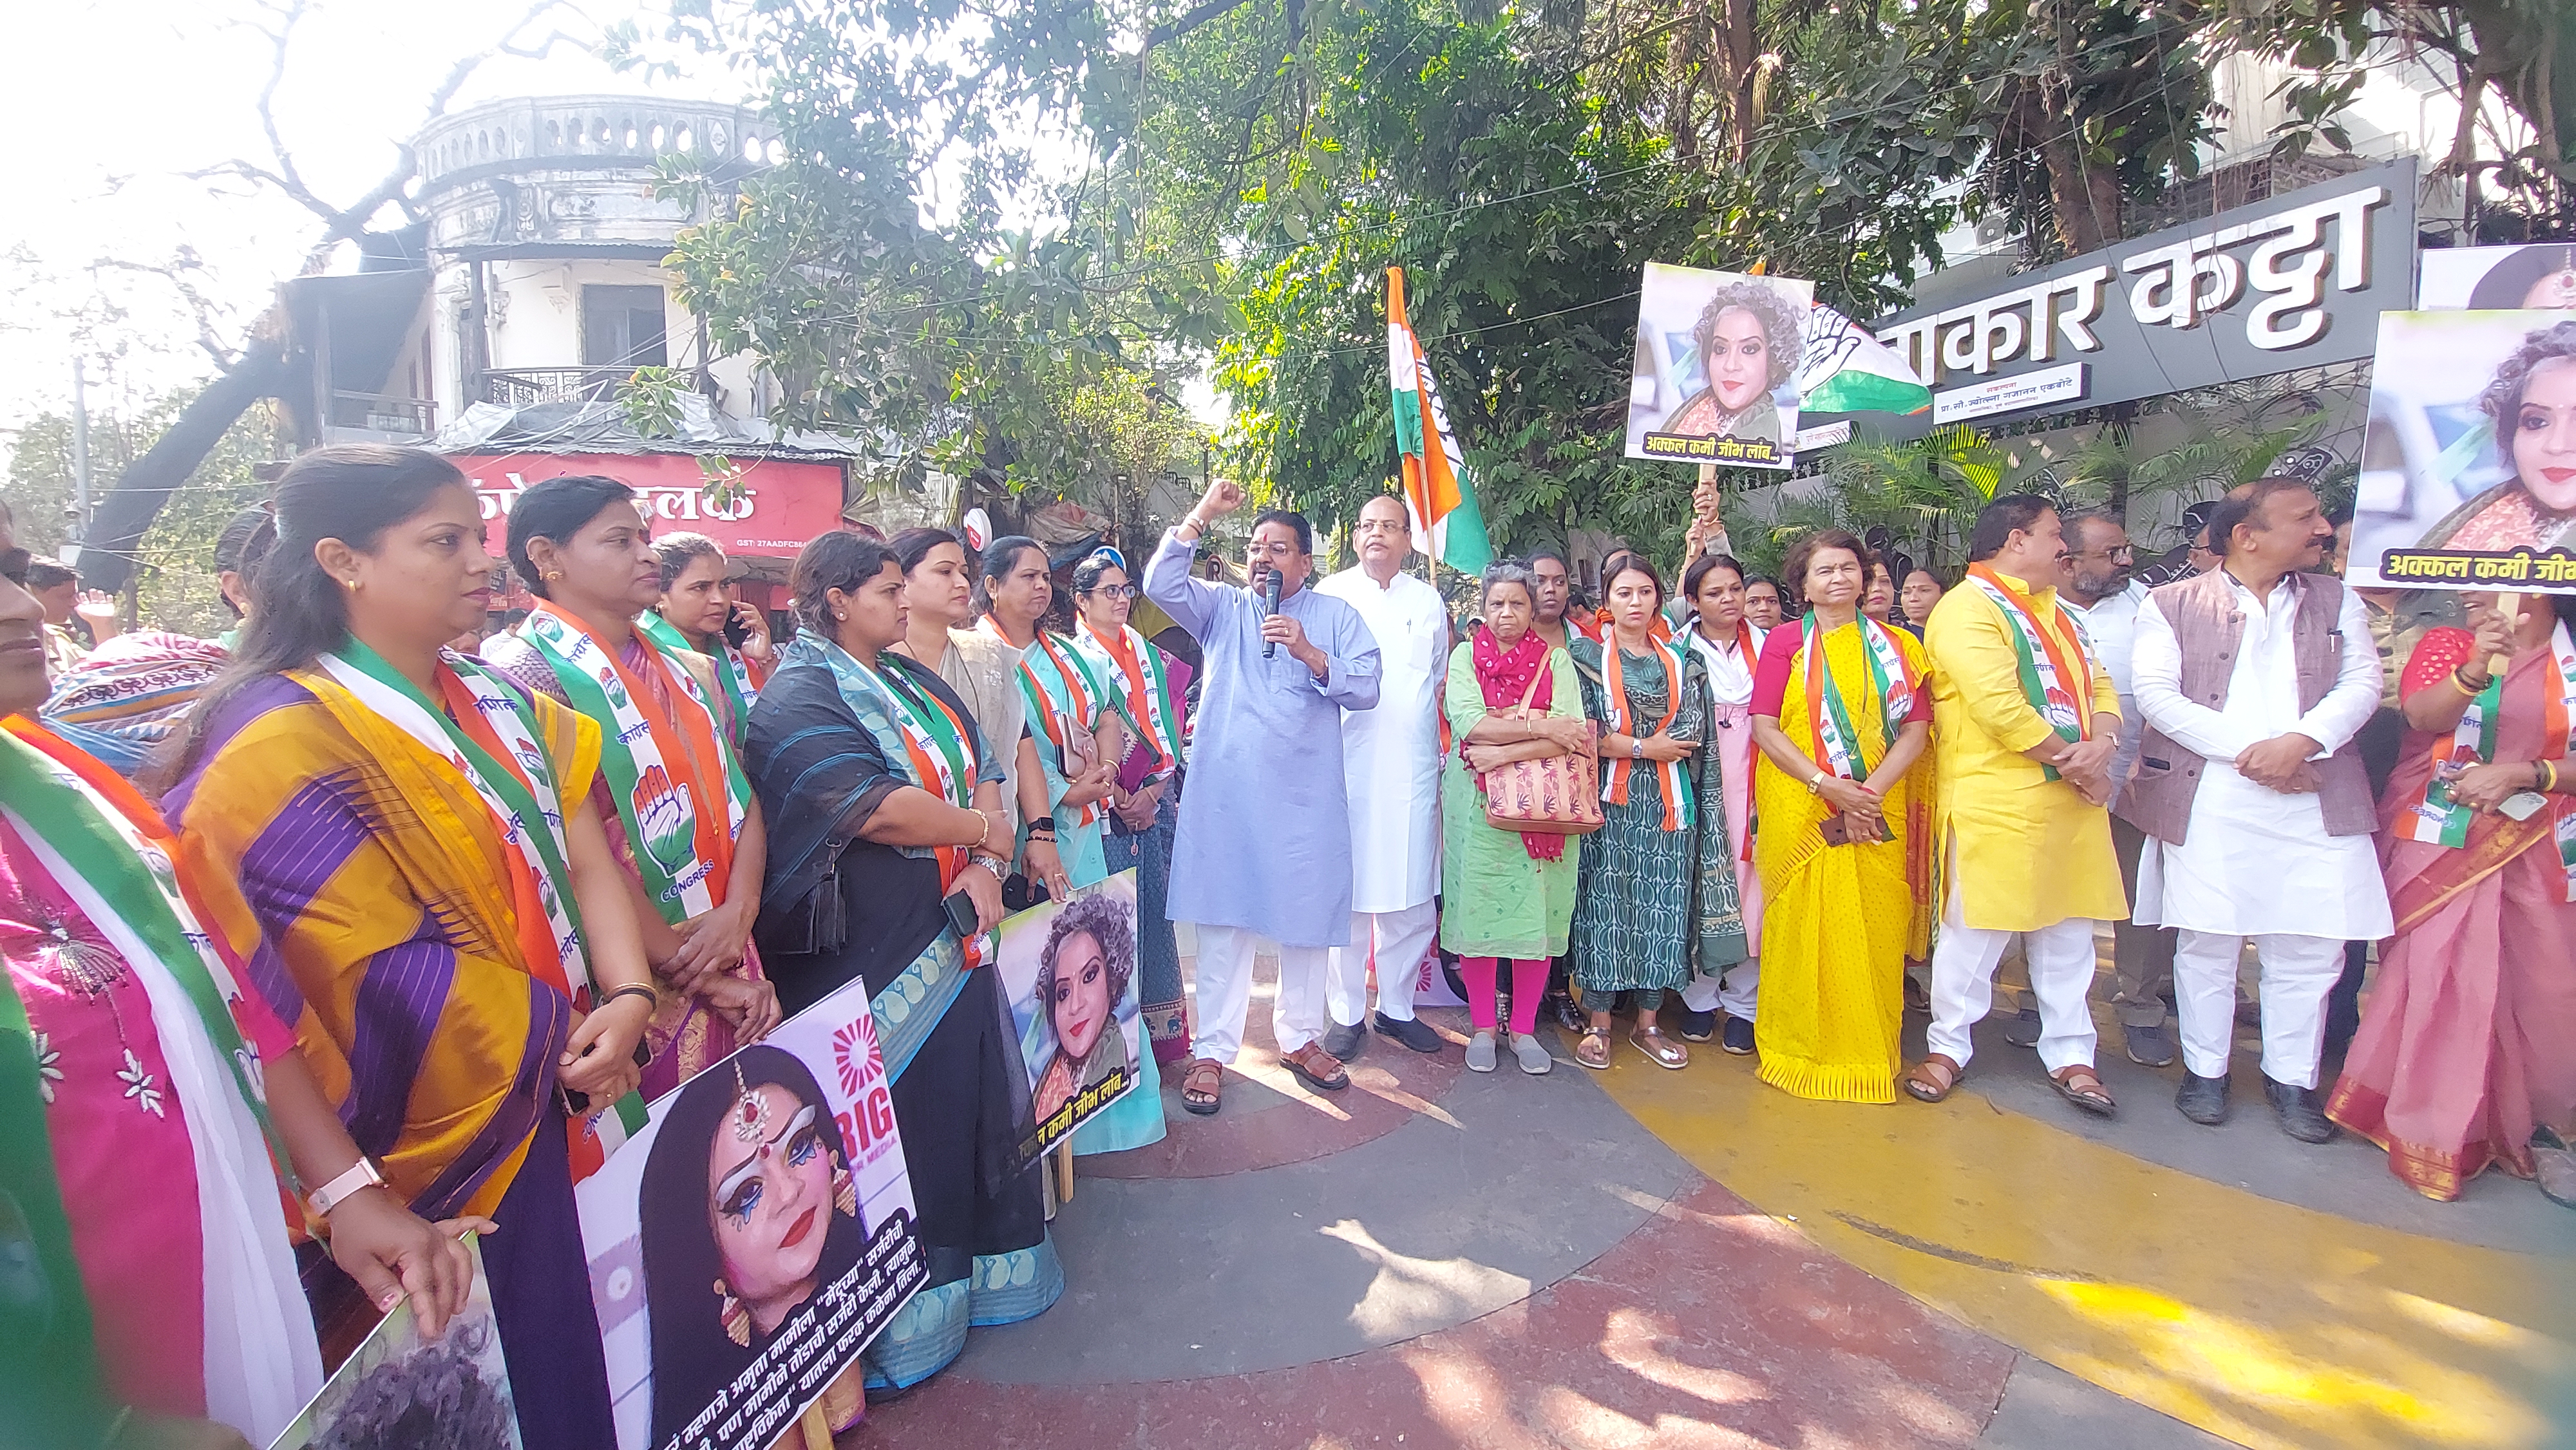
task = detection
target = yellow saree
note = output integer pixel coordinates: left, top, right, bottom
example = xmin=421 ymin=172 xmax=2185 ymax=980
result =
xmin=170 ymin=668 xmax=601 ymax=1220
xmin=1752 ymin=621 xmax=1933 ymax=1104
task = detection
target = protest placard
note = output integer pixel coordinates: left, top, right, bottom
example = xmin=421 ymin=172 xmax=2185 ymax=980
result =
xmin=1624 ymin=264 xmax=1815 ymax=467
xmin=992 ymin=871 xmax=1146 ymax=1167
xmin=576 ymin=979 xmax=925 ymax=1450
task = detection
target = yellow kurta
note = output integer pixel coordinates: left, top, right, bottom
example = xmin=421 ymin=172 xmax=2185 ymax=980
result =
xmin=1922 ymin=568 xmax=2127 ymax=933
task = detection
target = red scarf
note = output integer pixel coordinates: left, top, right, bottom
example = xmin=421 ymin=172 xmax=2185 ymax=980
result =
xmin=1469 ymin=625 xmax=1564 ymax=862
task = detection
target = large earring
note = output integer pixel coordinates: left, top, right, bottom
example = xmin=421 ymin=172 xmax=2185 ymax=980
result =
xmin=832 ymin=1150 xmax=858 ymax=1218
xmin=715 ymin=1278 xmax=752 ymax=1348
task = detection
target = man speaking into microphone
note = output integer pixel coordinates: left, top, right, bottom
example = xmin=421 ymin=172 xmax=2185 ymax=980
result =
xmin=1144 ymin=479 xmax=1382 ymax=1115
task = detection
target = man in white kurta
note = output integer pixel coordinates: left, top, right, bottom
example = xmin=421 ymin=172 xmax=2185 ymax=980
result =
xmin=2130 ymin=481 xmax=2391 ymax=1144
xmin=1316 ymin=494 xmax=1451 ymax=1059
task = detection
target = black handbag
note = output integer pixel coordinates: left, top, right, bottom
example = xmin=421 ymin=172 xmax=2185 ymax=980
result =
xmin=756 ymin=838 xmax=851 ymax=957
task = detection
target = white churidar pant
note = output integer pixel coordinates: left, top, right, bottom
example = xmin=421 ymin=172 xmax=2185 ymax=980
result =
xmin=1191 ymin=924 xmax=1330 ymax=1062
xmin=1325 ymin=901 xmax=1441 ymax=1025
xmin=1926 ymin=872 xmax=2101 ymax=1073
xmin=2172 ymin=929 xmax=2343 ymax=1088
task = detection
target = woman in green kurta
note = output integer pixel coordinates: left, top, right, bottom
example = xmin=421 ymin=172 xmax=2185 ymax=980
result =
xmin=1569 ymin=552 xmax=1748 ymax=1071
xmin=1441 ymin=563 xmax=1588 ymax=1075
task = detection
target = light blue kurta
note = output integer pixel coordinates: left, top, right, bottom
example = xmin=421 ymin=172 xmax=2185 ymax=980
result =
xmin=1142 ymin=529 xmax=1382 ymax=947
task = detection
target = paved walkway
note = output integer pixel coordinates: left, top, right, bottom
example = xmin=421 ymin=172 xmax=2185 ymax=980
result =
xmin=857 ymin=950 xmax=2576 ymax=1449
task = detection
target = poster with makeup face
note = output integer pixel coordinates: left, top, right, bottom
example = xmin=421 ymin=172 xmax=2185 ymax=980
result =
xmin=1625 ymin=263 xmax=1815 ymax=467
xmin=573 ymin=978 xmax=925 ymax=1450
xmin=2345 ymin=309 xmax=2576 ymax=593
xmin=995 ymin=870 xmax=1145 ymax=1167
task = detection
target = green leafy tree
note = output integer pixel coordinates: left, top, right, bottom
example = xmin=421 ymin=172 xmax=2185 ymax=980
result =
xmin=5 ymin=391 xmax=278 ymax=638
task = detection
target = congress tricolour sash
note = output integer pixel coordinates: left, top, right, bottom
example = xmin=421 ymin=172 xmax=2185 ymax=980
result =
xmin=1600 ymin=636 xmax=1694 ymax=832
xmin=1077 ymin=619 xmax=1183 ymax=766
xmin=1965 ymin=564 xmax=2094 ymax=781
xmin=638 ymin=608 xmax=762 ymax=749
xmin=1019 ymin=631 xmax=1113 ymax=826
xmin=0 ymin=719 xmax=321 ymax=1439
xmin=520 ymin=603 xmax=751 ymax=925
xmin=2400 ymin=621 xmax=2576 ymax=901
xmin=314 ymin=641 xmax=648 ymax=1173
xmin=810 ymin=637 xmax=980 ymax=887
xmin=1803 ymin=614 xmax=1916 ymax=781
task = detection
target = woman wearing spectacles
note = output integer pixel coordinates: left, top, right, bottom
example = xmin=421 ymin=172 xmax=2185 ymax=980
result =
xmin=1072 ymin=547 xmax=1197 ymax=1073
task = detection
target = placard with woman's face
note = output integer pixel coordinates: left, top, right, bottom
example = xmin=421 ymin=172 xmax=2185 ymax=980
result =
xmin=994 ymin=870 xmax=1145 ymax=1167
xmin=1624 ymin=263 xmax=1815 ymax=467
xmin=574 ymin=979 xmax=924 ymax=1450
xmin=2347 ymin=310 xmax=2576 ymax=595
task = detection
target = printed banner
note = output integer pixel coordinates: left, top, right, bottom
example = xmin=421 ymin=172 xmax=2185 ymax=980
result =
xmin=2418 ymin=242 xmax=2576 ymax=311
xmin=1625 ymin=264 xmax=1815 ymax=467
xmin=997 ymin=871 xmax=1146 ymax=1166
xmin=2347 ymin=309 xmax=2576 ymax=594
xmin=270 ymin=1237 xmax=520 ymax=1450
xmin=576 ymin=979 xmax=926 ymax=1450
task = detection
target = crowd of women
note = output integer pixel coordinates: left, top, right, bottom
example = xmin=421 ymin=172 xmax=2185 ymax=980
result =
xmin=4 ymin=436 xmax=2568 ymax=1449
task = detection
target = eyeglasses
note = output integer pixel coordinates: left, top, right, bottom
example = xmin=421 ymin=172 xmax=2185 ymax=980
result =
xmin=2072 ymin=545 xmax=2134 ymax=562
xmin=1352 ymin=517 xmax=1408 ymax=535
xmin=1086 ymin=583 xmax=1140 ymax=599
xmin=1245 ymin=541 xmax=1303 ymax=561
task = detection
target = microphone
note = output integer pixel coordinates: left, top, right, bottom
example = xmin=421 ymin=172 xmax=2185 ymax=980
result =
xmin=1262 ymin=571 xmax=1283 ymax=659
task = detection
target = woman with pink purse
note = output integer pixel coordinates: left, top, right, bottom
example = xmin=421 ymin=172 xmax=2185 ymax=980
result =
xmin=1439 ymin=562 xmax=1593 ymax=1075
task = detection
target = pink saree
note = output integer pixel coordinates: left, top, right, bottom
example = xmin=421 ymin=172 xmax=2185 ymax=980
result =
xmin=2327 ymin=639 xmax=2576 ymax=1200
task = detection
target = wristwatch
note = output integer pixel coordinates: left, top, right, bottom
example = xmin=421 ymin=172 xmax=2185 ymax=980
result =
xmin=971 ymin=850 xmax=1012 ymax=880
xmin=1630 ymin=738 xmax=1646 ymax=760
xmin=308 ymin=1156 xmax=388 ymax=1219
xmin=1806 ymin=770 xmax=1828 ymax=795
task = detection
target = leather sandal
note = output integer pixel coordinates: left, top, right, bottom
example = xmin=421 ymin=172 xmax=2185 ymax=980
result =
xmin=1280 ymin=1042 xmax=1350 ymax=1093
xmin=1902 ymin=1053 xmax=1964 ymax=1104
xmin=2050 ymin=1064 xmax=2116 ymax=1117
xmin=1181 ymin=1057 xmax=1223 ymax=1116
xmin=1630 ymin=1026 xmax=1689 ymax=1070
xmin=1575 ymin=1027 xmax=1612 ymax=1071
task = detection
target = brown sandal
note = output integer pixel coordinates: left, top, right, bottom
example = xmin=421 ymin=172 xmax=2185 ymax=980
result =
xmin=1280 ymin=1042 xmax=1350 ymax=1093
xmin=1631 ymin=1027 xmax=1689 ymax=1070
xmin=2050 ymin=1064 xmax=2116 ymax=1117
xmin=1575 ymin=1027 xmax=1611 ymax=1071
xmin=1902 ymin=1053 xmax=1964 ymax=1103
xmin=1181 ymin=1058 xmax=1224 ymax=1116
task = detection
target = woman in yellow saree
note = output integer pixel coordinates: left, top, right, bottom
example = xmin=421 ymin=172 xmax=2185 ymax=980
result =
xmin=165 ymin=445 xmax=658 ymax=1449
xmin=1747 ymin=530 xmax=1935 ymax=1103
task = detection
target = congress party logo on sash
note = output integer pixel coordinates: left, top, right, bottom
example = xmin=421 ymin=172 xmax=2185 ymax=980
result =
xmin=629 ymin=760 xmax=700 ymax=881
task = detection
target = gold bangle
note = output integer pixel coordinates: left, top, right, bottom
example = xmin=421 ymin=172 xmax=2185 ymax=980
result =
xmin=2540 ymin=760 xmax=2560 ymax=794
xmin=973 ymin=813 xmax=992 ymax=851
xmin=2452 ymin=665 xmax=2490 ymax=695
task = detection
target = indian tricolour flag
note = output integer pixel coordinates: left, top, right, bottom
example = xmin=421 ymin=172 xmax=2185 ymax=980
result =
xmin=568 ymin=1089 xmax=652 ymax=1182
xmin=1797 ymin=304 xmax=1933 ymax=416
xmin=1388 ymin=267 xmax=1494 ymax=573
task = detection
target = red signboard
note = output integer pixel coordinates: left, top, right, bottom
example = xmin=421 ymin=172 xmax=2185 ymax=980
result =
xmin=450 ymin=451 xmax=848 ymax=560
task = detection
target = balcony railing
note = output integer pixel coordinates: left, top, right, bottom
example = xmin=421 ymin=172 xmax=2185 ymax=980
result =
xmin=479 ymin=368 xmax=642 ymax=409
xmin=328 ymin=390 xmax=437 ymax=438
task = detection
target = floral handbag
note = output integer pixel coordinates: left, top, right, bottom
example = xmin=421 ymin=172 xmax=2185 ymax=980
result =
xmin=1479 ymin=670 xmax=1603 ymax=836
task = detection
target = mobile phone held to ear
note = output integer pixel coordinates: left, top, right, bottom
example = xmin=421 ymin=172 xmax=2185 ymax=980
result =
xmin=943 ymin=887 xmax=982 ymax=940
xmin=723 ymin=604 xmax=755 ymax=650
